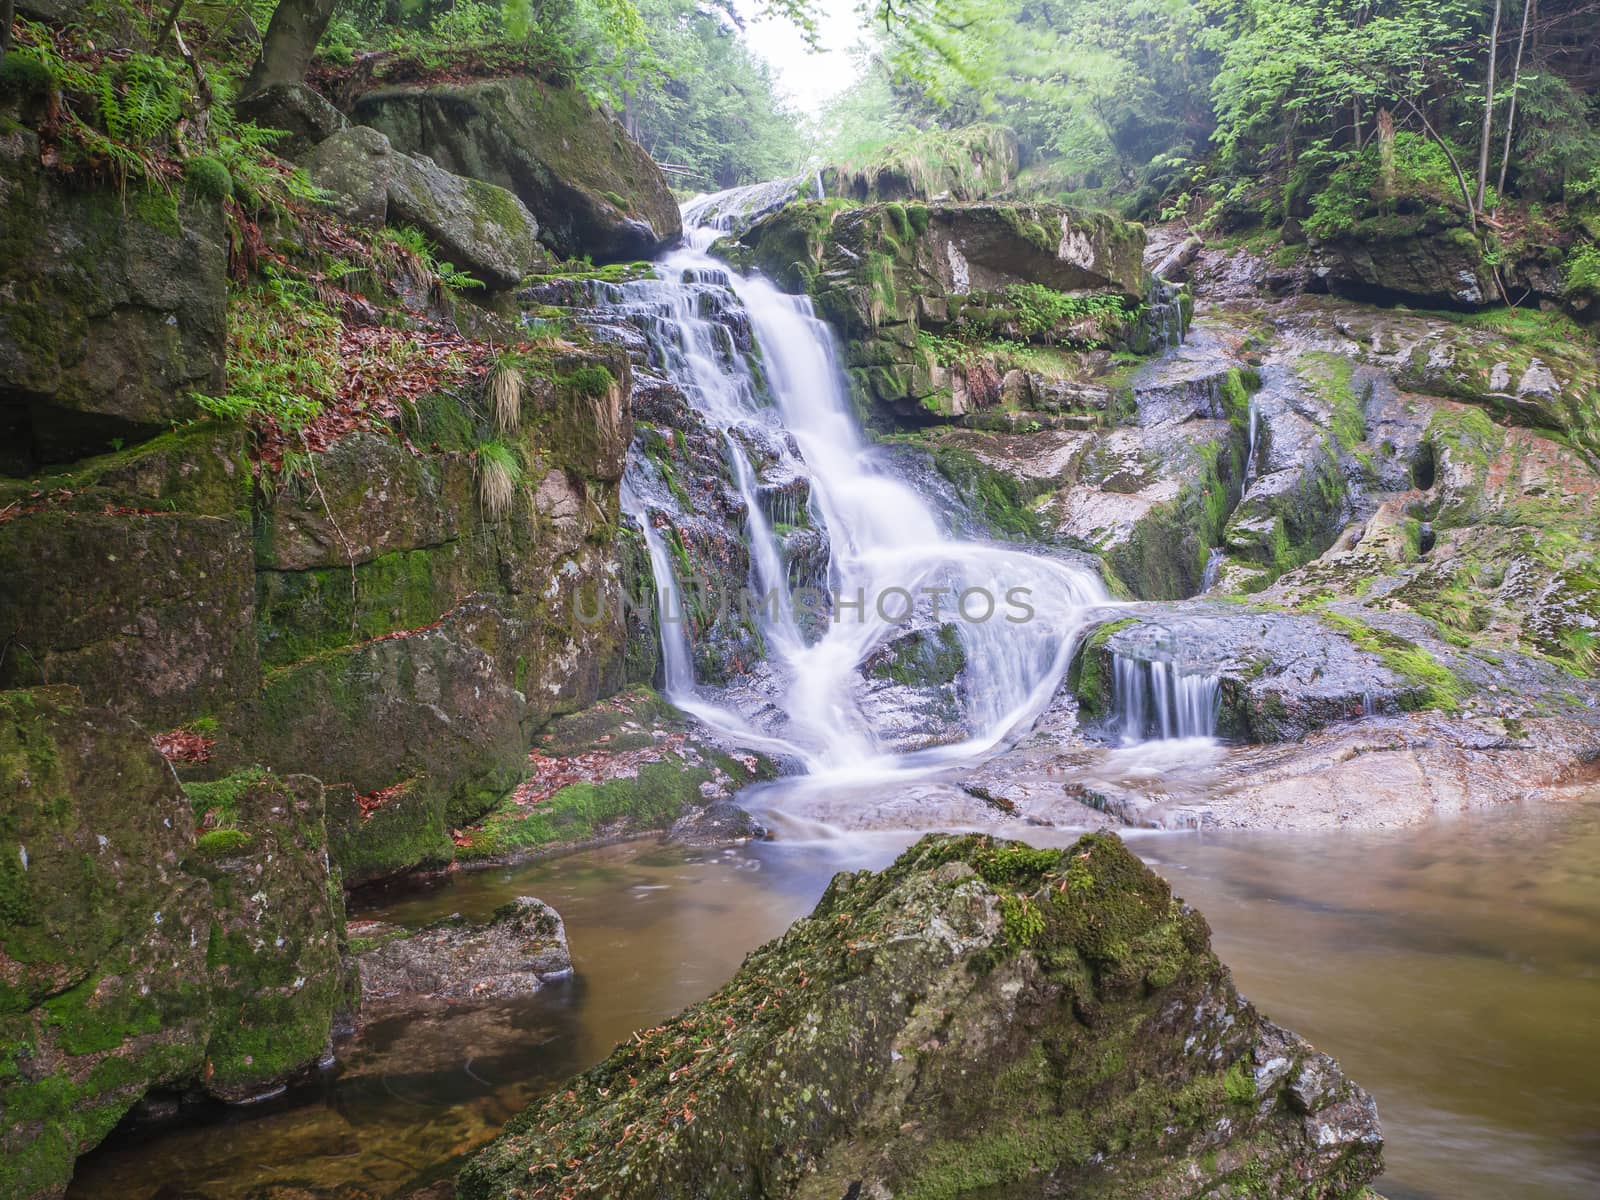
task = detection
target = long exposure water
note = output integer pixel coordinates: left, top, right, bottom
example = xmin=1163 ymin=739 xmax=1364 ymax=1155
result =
xmin=63 ymin=211 xmax=1600 ymax=1198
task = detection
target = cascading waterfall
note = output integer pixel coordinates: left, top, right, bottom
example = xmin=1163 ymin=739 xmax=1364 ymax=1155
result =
xmin=611 ymin=220 xmax=1109 ymax=778
xmin=1113 ymin=655 xmax=1221 ymax=743
xmin=1244 ymin=397 xmax=1261 ymax=483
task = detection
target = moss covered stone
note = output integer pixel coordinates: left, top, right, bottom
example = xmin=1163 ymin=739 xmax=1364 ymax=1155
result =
xmin=353 ymin=73 xmax=681 ymax=262
xmin=0 ymin=509 xmax=258 ymax=726
xmin=459 ymin=832 xmax=1382 ymax=1200
xmin=0 ymin=127 xmax=226 ymax=466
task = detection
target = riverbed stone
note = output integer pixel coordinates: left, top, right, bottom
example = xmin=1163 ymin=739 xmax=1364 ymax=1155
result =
xmin=353 ymin=897 xmax=570 ymax=1007
xmin=459 ymin=832 xmax=1383 ymax=1200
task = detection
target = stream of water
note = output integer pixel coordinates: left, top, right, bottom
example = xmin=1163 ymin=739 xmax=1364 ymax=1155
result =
xmin=613 ymin=224 xmax=1108 ymax=775
xmin=62 ymin=214 xmax=1600 ymax=1197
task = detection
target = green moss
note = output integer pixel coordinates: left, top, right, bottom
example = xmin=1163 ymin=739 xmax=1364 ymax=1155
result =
xmin=182 ymin=766 xmax=268 ymax=827
xmin=192 ymin=828 xmax=253 ymax=857
xmin=1298 ymin=352 xmax=1367 ymax=451
xmin=0 ymin=50 xmax=56 ymax=99
xmin=1069 ymin=618 xmax=1136 ymax=716
xmin=458 ymin=756 xmax=730 ymax=860
xmin=1321 ymin=612 xmax=1466 ymax=712
xmin=183 ymin=155 xmax=233 ymax=203
xmin=559 ymin=363 xmax=616 ymax=397
xmin=932 ymin=445 xmax=1047 ymax=540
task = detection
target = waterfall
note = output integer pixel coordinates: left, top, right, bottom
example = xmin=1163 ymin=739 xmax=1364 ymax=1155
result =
xmin=1200 ymin=547 xmax=1225 ymax=593
xmin=1113 ymin=654 xmax=1221 ymax=743
xmin=1244 ymin=398 xmax=1261 ymax=483
xmin=1141 ymin=279 xmax=1188 ymax=352
xmin=608 ymin=224 xmax=1108 ymax=777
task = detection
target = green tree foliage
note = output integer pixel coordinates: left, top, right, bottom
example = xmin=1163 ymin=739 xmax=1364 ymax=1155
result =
xmin=622 ymin=0 xmax=805 ymax=189
xmin=855 ymin=0 xmax=1600 ymax=225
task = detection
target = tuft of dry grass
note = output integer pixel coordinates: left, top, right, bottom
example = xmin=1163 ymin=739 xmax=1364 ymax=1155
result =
xmin=475 ymin=440 xmax=523 ymax=519
xmin=487 ymin=361 xmax=524 ymax=434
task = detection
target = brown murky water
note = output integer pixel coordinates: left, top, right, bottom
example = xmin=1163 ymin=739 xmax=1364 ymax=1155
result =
xmin=70 ymin=794 xmax=1600 ymax=1200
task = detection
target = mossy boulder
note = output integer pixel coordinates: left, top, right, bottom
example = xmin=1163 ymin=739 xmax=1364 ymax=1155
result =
xmin=459 ymin=832 xmax=1382 ymax=1199
xmin=0 ymin=128 xmax=226 ymax=466
xmin=188 ymin=775 xmax=350 ymax=1103
xmin=353 ymin=896 xmax=570 ymax=1007
xmin=235 ymin=81 xmax=350 ymax=159
xmin=304 ymin=127 xmax=550 ymax=288
xmin=723 ymin=201 xmax=1146 ymax=428
xmin=0 ymin=689 xmax=350 ymax=1196
xmin=388 ymin=144 xmax=551 ymax=289
xmin=353 ymin=73 xmax=681 ymax=262
xmin=1309 ymin=222 xmax=1494 ymax=308
xmin=824 ymin=123 xmax=1020 ymax=203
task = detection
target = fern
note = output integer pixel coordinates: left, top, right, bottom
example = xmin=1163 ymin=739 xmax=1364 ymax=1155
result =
xmin=98 ymin=54 xmax=183 ymax=146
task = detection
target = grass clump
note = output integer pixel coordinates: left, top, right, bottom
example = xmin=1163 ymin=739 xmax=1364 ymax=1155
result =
xmin=474 ymin=439 xmax=524 ymax=518
xmin=485 ymin=356 xmax=525 ymax=435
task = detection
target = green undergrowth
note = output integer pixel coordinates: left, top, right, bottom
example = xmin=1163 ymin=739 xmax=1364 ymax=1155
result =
xmin=1321 ymin=612 xmax=1466 ymax=712
xmin=183 ymin=766 xmax=269 ymax=831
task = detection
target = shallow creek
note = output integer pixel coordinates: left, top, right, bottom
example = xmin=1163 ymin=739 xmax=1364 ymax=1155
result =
xmin=71 ymin=790 xmax=1600 ymax=1200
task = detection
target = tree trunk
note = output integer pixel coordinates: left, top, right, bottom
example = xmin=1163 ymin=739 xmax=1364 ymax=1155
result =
xmin=1495 ymin=0 xmax=1535 ymax=202
xmin=2 ymin=0 xmax=15 ymax=64
xmin=1476 ymin=0 xmax=1503 ymax=211
xmin=243 ymin=0 xmax=342 ymax=96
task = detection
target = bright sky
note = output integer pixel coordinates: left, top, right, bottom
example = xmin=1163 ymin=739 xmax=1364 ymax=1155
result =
xmin=738 ymin=0 xmax=867 ymax=116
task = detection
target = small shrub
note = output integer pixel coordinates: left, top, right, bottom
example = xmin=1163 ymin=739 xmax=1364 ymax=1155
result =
xmin=0 ymin=49 xmax=55 ymax=99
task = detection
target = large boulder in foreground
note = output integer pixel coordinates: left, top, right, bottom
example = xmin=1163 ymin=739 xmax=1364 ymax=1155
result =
xmin=353 ymin=74 xmax=681 ymax=262
xmin=459 ymin=832 xmax=1382 ymax=1200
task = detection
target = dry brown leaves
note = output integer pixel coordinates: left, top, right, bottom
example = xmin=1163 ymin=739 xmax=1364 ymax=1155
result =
xmin=507 ymin=732 xmax=689 ymax=812
xmin=357 ymin=780 xmax=412 ymax=821
xmin=152 ymin=728 xmax=215 ymax=763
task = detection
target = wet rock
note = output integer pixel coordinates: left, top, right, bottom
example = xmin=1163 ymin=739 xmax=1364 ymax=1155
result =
xmin=353 ymin=74 xmax=681 ymax=262
xmin=459 ymin=832 xmax=1383 ymax=1200
xmin=666 ymin=800 xmax=768 ymax=846
xmin=720 ymin=200 xmax=1146 ymax=428
xmin=353 ymin=897 xmax=571 ymax=1007
xmin=0 ymin=128 xmax=226 ymax=465
xmin=1073 ymin=604 xmax=1412 ymax=743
